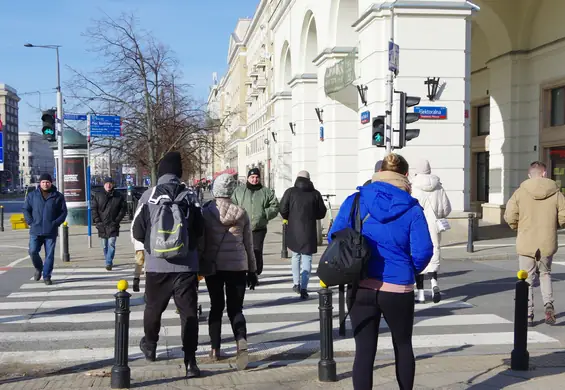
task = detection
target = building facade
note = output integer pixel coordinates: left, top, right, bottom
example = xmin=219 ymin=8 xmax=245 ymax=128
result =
xmin=19 ymin=132 xmax=56 ymax=186
xmin=0 ymin=84 xmax=20 ymax=189
xmin=210 ymin=0 xmax=565 ymax=224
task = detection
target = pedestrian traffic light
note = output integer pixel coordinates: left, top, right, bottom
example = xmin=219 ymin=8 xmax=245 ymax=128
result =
xmin=398 ymin=92 xmax=420 ymax=148
xmin=372 ymin=115 xmax=386 ymax=147
xmin=41 ymin=109 xmax=56 ymax=142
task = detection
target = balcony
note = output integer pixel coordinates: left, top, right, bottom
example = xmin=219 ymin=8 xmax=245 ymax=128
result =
xmin=250 ymin=89 xmax=259 ymax=99
xmin=245 ymin=97 xmax=253 ymax=106
xmin=244 ymin=80 xmax=253 ymax=87
xmin=255 ymin=59 xmax=267 ymax=70
xmin=255 ymin=77 xmax=267 ymax=91
xmin=249 ymin=70 xmax=259 ymax=80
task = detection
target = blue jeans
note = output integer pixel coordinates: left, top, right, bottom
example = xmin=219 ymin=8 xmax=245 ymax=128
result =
xmin=101 ymin=237 xmax=117 ymax=266
xmin=292 ymin=252 xmax=313 ymax=291
xmin=29 ymin=235 xmax=57 ymax=280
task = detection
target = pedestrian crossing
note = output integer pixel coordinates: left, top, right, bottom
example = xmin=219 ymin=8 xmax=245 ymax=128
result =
xmin=0 ymin=264 xmax=559 ymax=366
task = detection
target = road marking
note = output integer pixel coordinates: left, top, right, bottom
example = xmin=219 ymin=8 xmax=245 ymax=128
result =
xmin=7 ymin=256 xmax=30 ymax=268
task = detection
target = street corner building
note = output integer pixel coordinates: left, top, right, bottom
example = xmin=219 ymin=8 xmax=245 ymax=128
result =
xmin=207 ymin=0 xmax=565 ymax=226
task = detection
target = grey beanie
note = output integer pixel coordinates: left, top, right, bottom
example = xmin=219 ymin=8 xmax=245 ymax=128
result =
xmin=414 ymin=159 xmax=431 ymax=175
xmin=212 ymin=173 xmax=237 ymax=198
xmin=297 ymin=170 xmax=310 ymax=179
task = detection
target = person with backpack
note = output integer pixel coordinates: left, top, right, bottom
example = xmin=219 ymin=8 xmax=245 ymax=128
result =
xmin=328 ymin=153 xmax=433 ymax=390
xmin=131 ymin=151 xmax=204 ymax=378
xmin=199 ymin=173 xmax=257 ymax=370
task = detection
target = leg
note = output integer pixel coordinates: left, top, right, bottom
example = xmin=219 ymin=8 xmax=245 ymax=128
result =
xmin=42 ymin=237 xmax=57 ymax=280
xmin=291 ymin=252 xmax=301 ymax=292
xmin=106 ymin=236 xmax=117 ymax=266
xmin=430 ymin=271 xmax=441 ymax=303
xmin=143 ymin=273 xmax=173 ymax=355
xmin=379 ymin=291 xmax=416 ymax=390
xmin=349 ymin=288 xmax=381 ymax=390
xmin=225 ymin=271 xmax=249 ymax=370
xmin=538 ymin=255 xmax=555 ymax=324
xmin=252 ymin=229 xmax=267 ymax=275
xmin=101 ymin=238 xmax=108 ymax=258
xmin=300 ymin=254 xmax=312 ymax=297
xmin=205 ymin=273 xmax=226 ymax=350
xmin=415 ymin=274 xmax=425 ymax=303
xmin=28 ymin=235 xmax=45 ymax=277
xmin=172 ymin=273 xmax=199 ymax=357
xmin=519 ymin=255 xmax=537 ymax=318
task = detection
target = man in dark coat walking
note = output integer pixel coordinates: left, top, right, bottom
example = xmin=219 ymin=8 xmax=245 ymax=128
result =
xmin=92 ymin=177 xmax=127 ymax=271
xmin=280 ymin=171 xmax=327 ymax=299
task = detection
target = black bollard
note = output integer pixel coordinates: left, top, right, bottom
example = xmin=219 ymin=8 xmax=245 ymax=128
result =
xmin=511 ymin=271 xmax=530 ymax=371
xmin=62 ymin=222 xmax=70 ymax=262
xmin=318 ymin=286 xmax=337 ymax=382
xmin=338 ymin=284 xmax=345 ymax=337
xmin=0 ymin=205 xmax=4 ymax=232
xmin=111 ymin=280 xmax=131 ymax=389
xmin=466 ymin=213 xmax=474 ymax=253
xmin=281 ymin=220 xmax=289 ymax=259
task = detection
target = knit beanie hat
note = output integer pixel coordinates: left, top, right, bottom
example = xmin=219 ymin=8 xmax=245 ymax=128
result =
xmin=104 ymin=177 xmax=114 ymax=184
xmin=414 ymin=159 xmax=431 ymax=175
xmin=158 ymin=152 xmax=183 ymax=178
xmin=297 ymin=170 xmax=310 ymax=179
xmin=374 ymin=160 xmax=383 ymax=173
xmin=248 ymin=167 xmax=260 ymax=177
xmin=38 ymin=173 xmax=53 ymax=183
xmin=213 ymin=173 xmax=237 ymax=198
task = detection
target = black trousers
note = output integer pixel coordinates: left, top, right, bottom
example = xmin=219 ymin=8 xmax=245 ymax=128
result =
xmin=416 ymin=272 xmax=438 ymax=289
xmin=252 ymin=229 xmax=267 ymax=275
xmin=205 ymin=270 xmax=247 ymax=349
xmin=143 ymin=272 xmax=199 ymax=357
xmin=349 ymin=288 xmax=415 ymax=390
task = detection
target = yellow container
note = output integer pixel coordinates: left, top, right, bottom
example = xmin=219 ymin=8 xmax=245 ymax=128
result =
xmin=10 ymin=214 xmax=29 ymax=230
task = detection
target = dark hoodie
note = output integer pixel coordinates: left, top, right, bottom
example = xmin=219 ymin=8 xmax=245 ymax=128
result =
xmin=328 ymin=172 xmax=433 ymax=286
xmin=23 ymin=185 xmax=67 ymax=237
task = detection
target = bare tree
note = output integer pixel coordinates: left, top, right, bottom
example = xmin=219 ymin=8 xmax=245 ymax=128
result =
xmin=66 ymin=13 xmax=226 ymax=184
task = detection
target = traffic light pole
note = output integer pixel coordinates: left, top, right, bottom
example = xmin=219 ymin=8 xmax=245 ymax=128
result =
xmin=385 ymin=8 xmax=396 ymax=156
xmin=55 ymin=47 xmax=67 ymax=262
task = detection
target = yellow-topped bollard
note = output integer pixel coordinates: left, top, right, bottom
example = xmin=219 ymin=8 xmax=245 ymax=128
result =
xmin=63 ymin=221 xmax=68 ymax=227
xmin=320 ymin=280 xmax=327 ymax=288
xmin=117 ymin=279 xmax=129 ymax=291
xmin=282 ymin=219 xmax=288 ymax=225
xmin=62 ymin=221 xmax=70 ymax=262
xmin=517 ymin=270 xmax=528 ymax=280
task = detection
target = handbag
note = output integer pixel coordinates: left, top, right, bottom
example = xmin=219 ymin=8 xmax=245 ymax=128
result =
xmin=422 ymin=194 xmax=450 ymax=233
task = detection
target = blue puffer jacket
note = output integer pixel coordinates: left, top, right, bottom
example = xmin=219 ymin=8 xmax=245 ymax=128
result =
xmin=329 ymin=179 xmax=433 ymax=286
xmin=23 ymin=187 xmax=68 ymax=237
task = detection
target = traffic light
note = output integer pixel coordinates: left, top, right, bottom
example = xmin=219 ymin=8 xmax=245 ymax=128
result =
xmin=41 ymin=109 xmax=56 ymax=142
xmin=372 ymin=115 xmax=386 ymax=147
xmin=398 ymin=92 xmax=421 ymax=148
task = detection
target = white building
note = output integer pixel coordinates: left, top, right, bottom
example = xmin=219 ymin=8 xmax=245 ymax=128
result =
xmin=19 ymin=132 xmax=55 ymax=186
xmin=211 ymin=0 xmax=565 ymax=224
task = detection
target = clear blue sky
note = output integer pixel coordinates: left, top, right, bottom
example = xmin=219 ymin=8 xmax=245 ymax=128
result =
xmin=0 ymin=0 xmax=258 ymax=131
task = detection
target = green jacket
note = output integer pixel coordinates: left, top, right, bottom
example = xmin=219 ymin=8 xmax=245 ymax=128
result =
xmin=231 ymin=185 xmax=279 ymax=231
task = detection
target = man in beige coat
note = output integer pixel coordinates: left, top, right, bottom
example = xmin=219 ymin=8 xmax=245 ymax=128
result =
xmin=504 ymin=161 xmax=565 ymax=326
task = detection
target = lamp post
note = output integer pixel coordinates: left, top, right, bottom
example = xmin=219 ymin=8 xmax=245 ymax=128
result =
xmin=25 ymin=43 xmax=66 ymax=261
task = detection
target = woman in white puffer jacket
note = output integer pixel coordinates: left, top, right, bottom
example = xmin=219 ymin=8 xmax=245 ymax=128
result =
xmin=411 ymin=159 xmax=452 ymax=304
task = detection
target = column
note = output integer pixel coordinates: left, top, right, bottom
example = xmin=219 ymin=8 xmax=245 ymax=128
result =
xmin=270 ymin=92 xmax=293 ymax=198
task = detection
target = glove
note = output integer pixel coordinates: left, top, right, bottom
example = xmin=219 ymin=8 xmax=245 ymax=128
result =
xmin=247 ymin=272 xmax=258 ymax=290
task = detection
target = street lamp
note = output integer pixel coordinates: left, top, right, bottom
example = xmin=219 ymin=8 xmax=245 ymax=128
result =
xmin=25 ymin=43 xmax=67 ymax=261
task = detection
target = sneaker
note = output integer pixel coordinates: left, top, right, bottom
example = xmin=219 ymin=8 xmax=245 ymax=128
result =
xmin=34 ymin=270 xmax=42 ymax=281
xmin=416 ymin=289 xmax=425 ymax=304
xmin=185 ymin=355 xmax=201 ymax=378
xmin=528 ymin=315 xmax=534 ymax=327
xmin=545 ymin=303 xmax=556 ymax=325
xmin=132 ymin=278 xmax=140 ymax=292
xmin=300 ymin=289 xmax=309 ymax=300
xmin=105 ymin=265 xmax=112 ymax=271
xmin=292 ymin=284 xmax=301 ymax=294
xmin=139 ymin=337 xmax=156 ymax=361
xmin=236 ymin=339 xmax=249 ymax=371
xmin=432 ymin=286 xmax=441 ymax=303
xmin=44 ymin=278 xmax=52 ymax=286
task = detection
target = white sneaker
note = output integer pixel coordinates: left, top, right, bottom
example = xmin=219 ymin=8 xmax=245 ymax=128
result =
xmin=416 ymin=289 xmax=425 ymax=304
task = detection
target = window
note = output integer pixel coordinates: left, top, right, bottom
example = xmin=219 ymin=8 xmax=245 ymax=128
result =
xmin=476 ymin=152 xmax=489 ymax=202
xmin=550 ymin=87 xmax=565 ymax=127
xmin=477 ymin=104 xmax=490 ymax=135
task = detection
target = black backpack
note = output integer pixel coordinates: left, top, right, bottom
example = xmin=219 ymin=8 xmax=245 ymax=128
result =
xmin=316 ymin=192 xmax=371 ymax=302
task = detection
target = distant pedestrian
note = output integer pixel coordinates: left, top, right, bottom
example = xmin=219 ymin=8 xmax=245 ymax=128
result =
xmin=280 ymin=171 xmax=326 ymax=299
xmin=91 ymin=177 xmax=127 ymax=271
xmin=363 ymin=160 xmax=383 ymax=186
xmin=200 ymin=173 xmax=257 ymax=369
xmin=22 ymin=173 xmax=67 ymax=285
xmin=410 ymin=159 xmax=452 ymax=304
xmin=131 ymin=151 xmax=204 ymax=378
xmin=231 ymin=167 xmax=279 ymax=278
xmin=504 ymin=161 xmax=565 ymax=326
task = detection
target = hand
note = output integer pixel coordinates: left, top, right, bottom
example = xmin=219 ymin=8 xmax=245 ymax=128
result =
xmin=247 ymin=272 xmax=258 ymax=290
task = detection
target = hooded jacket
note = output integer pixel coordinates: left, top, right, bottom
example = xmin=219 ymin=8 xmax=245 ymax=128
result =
xmin=231 ymin=185 xmax=279 ymax=231
xmin=329 ymin=171 xmax=433 ymax=287
xmin=199 ymin=198 xmax=256 ymax=276
xmin=23 ymin=186 xmax=67 ymax=237
xmin=504 ymin=177 xmax=565 ymax=258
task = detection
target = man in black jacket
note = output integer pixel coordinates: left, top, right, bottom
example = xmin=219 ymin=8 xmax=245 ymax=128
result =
xmin=280 ymin=171 xmax=327 ymax=299
xmin=131 ymin=151 xmax=204 ymax=378
xmin=92 ymin=177 xmax=127 ymax=271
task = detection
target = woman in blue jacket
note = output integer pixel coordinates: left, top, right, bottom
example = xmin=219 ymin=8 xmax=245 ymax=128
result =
xmin=329 ymin=153 xmax=433 ymax=390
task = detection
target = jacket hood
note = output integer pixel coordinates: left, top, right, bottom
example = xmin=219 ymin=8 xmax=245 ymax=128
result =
xmin=359 ymin=180 xmax=418 ymax=224
xmin=411 ymin=174 xmax=441 ymax=192
xmin=204 ymin=198 xmax=245 ymax=226
xmin=155 ymin=174 xmax=187 ymax=199
xmin=520 ymin=177 xmax=559 ymax=200
xmin=294 ymin=176 xmax=314 ymax=192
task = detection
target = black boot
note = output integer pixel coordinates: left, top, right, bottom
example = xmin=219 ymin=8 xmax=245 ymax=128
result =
xmin=139 ymin=337 xmax=156 ymax=362
xmin=133 ymin=278 xmax=140 ymax=292
xmin=185 ymin=354 xmax=201 ymax=378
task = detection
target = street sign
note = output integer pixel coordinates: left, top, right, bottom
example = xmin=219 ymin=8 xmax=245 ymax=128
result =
xmin=319 ymin=125 xmax=324 ymax=142
xmin=414 ymin=106 xmax=447 ymax=120
xmin=361 ymin=111 xmax=371 ymax=124
xmin=64 ymin=113 xmax=87 ymax=121
xmin=0 ymin=131 xmax=3 ymax=168
xmin=89 ymin=115 xmax=122 ymax=137
xmin=388 ymin=41 xmax=399 ymax=74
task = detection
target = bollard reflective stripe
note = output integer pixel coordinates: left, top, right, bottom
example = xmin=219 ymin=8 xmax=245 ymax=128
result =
xmin=111 ymin=280 xmax=131 ymax=389
xmin=318 ymin=287 xmax=337 ymax=382
xmin=511 ymin=270 xmax=529 ymax=371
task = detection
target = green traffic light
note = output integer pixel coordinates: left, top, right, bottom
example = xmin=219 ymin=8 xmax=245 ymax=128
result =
xmin=374 ymin=133 xmax=382 ymax=143
xmin=43 ymin=128 xmax=55 ymax=135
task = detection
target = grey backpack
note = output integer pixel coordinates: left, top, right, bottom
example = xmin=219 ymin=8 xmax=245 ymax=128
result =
xmin=147 ymin=186 xmax=191 ymax=260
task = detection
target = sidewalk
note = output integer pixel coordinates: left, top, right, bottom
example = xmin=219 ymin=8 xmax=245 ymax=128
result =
xmin=1 ymin=353 xmax=565 ymax=389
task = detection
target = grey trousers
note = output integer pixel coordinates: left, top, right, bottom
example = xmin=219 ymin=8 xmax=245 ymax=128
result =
xmin=518 ymin=255 xmax=554 ymax=316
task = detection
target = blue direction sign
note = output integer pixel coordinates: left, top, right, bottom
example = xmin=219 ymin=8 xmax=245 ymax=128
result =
xmin=0 ymin=132 xmax=4 ymax=165
xmin=388 ymin=41 xmax=399 ymax=74
xmin=361 ymin=111 xmax=371 ymax=124
xmin=415 ymin=106 xmax=447 ymax=120
xmin=64 ymin=113 xmax=87 ymax=121
xmin=90 ymin=115 xmax=122 ymax=137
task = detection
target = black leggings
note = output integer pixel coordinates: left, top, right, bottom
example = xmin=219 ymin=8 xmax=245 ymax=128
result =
xmin=416 ymin=272 xmax=438 ymax=289
xmin=349 ymin=288 xmax=415 ymax=390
